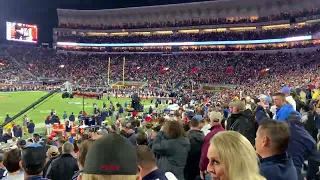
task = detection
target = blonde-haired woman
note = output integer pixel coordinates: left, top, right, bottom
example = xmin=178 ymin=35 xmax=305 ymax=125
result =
xmin=207 ymin=131 xmax=266 ymax=180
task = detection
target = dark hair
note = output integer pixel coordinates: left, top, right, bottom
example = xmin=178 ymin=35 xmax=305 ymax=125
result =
xmin=59 ymin=139 xmax=66 ymax=145
xmin=272 ymin=92 xmax=285 ymax=98
xmin=78 ymin=139 xmax=95 ymax=167
xmin=119 ymin=129 xmax=127 ymax=137
xmin=136 ymin=132 xmax=148 ymax=145
xmin=73 ymin=141 xmax=79 ymax=151
xmin=158 ymin=117 xmax=165 ymax=125
xmin=23 ymin=161 xmax=45 ymax=175
xmin=3 ymin=149 xmax=21 ymax=173
xmin=165 ymin=121 xmax=185 ymax=139
xmin=259 ymin=119 xmax=290 ymax=153
xmin=46 ymin=139 xmax=53 ymax=146
xmin=301 ymin=104 xmax=310 ymax=112
xmin=190 ymin=118 xmax=200 ymax=128
xmin=136 ymin=145 xmax=156 ymax=169
xmin=131 ymin=121 xmax=137 ymax=127
xmin=183 ymin=123 xmax=190 ymax=132
xmin=136 ymin=120 xmax=141 ymax=127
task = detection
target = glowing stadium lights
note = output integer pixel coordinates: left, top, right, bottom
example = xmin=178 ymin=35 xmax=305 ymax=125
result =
xmin=56 ymin=35 xmax=313 ymax=47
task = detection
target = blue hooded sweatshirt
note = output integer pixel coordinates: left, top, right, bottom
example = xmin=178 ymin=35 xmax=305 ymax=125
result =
xmin=275 ymin=104 xmax=297 ymax=121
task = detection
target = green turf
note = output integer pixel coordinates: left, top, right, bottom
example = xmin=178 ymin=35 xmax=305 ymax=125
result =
xmin=0 ymin=91 xmax=154 ymax=127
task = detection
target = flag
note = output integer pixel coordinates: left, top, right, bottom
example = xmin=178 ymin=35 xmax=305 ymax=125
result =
xmin=258 ymin=68 xmax=270 ymax=76
xmin=159 ymin=67 xmax=169 ymax=74
xmin=189 ymin=67 xmax=199 ymax=75
xmin=225 ymin=67 xmax=233 ymax=74
xmin=133 ymin=66 xmax=141 ymax=72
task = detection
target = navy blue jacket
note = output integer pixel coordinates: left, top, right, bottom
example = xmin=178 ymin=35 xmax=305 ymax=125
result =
xmin=260 ymin=153 xmax=298 ymax=180
xmin=27 ymin=122 xmax=35 ymax=134
xmin=143 ymin=168 xmax=168 ymax=180
xmin=255 ymin=105 xmax=269 ymax=124
xmin=2 ymin=133 xmax=12 ymax=143
xmin=69 ymin=114 xmax=75 ymax=122
xmin=287 ymin=120 xmax=318 ymax=169
xmin=13 ymin=126 xmax=22 ymax=137
xmin=26 ymin=175 xmax=48 ymax=180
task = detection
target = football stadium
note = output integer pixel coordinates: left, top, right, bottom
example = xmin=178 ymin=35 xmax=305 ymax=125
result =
xmin=0 ymin=0 xmax=320 ymax=179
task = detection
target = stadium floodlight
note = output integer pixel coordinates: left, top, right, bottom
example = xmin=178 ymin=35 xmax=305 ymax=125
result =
xmin=57 ymin=35 xmax=313 ymax=47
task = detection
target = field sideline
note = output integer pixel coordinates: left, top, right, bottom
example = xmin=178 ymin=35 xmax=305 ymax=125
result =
xmin=0 ymin=91 xmax=154 ymax=129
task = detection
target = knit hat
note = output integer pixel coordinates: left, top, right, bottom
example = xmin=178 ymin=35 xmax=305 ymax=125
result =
xmin=83 ymin=133 xmax=138 ymax=175
xmin=22 ymin=143 xmax=46 ymax=170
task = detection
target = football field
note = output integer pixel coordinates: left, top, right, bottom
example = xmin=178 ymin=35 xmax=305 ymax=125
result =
xmin=0 ymin=91 xmax=154 ymax=129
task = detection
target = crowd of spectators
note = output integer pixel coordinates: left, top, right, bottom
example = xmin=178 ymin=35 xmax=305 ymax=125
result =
xmin=1 ymin=45 xmax=320 ymax=99
xmin=57 ymin=23 xmax=320 ymax=43
xmin=1 ymin=82 xmax=320 ymax=179
xmin=0 ymin=47 xmax=32 ymax=82
xmin=58 ymin=8 xmax=320 ymax=30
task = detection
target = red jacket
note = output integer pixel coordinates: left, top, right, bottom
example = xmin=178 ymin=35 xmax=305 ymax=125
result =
xmin=199 ymin=124 xmax=225 ymax=171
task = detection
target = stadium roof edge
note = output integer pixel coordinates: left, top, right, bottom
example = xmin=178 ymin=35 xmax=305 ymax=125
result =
xmin=56 ymin=0 xmax=318 ymax=14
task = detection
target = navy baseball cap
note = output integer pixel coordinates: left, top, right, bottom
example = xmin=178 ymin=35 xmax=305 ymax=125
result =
xmin=83 ymin=133 xmax=138 ymax=175
xmin=22 ymin=143 xmax=46 ymax=169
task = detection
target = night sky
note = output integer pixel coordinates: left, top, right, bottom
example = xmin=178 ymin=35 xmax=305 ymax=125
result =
xmin=0 ymin=0 xmax=208 ymax=44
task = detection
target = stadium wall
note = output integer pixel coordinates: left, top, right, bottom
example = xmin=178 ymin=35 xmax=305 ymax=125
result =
xmin=57 ymin=47 xmax=319 ymax=55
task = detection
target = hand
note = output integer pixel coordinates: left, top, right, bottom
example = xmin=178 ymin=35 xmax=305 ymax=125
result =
xmin=160 ymin=126 xmax=164 ymax=131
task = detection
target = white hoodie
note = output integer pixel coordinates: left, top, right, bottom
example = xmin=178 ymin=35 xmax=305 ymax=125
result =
xmin=285 ymin=96 xmax=296 ymax=111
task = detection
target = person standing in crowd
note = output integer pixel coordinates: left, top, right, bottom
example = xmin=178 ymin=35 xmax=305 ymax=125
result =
xmin=2 ymin=129 xmax=12 ymax=143
xmin=199 ymin=111 xmax=225 ymax=180
xmin=281 ymin=86 xmax=297 ymax=110
xmin=27 ymin=120 xmax=35 ymax=136
xmin=45 ymin=116 xmax=52 ymax=136
xmin=255 ymin=119 xmax=298 ymax=180
xmin=80 ymin=133 xmax=140 ymax=180
xmin=4 ymin=115 xmax=11 ymax=123
xmin=184 ymin=118 xmax=204 ymax=180
xmin=13 ymin=125 xmax=22 ymax=138
xmin=301 ymin=104 xmax=319 ymax=141
xmin=3 ymin=149 xmax=23 ymax=180
xmin=23 ymin=115 xmax=29 ymax=135
xmin=127 ymin=125 xmax=137 ymax=146
xmin=286 ymin=112 xmax=320 ymax=180
xmin=20 ymin=143 xmax=47 ymax=180
xmin=152 ymin=121 xmax=190 ymax=180
xmin=63 ymin=111 xmax=68 ymax=122
xmin=136 ymin=132 xmax=148 ymax=146
xmin=65 ymin=121 xmax=71 ymax=133
xmin=46 ymin=142 xmax=78 ymax=180
xmin=273 ymin=92 xmax=297 ymax=121
xmin=254 ymin=96 xmax=270 ymax=125
xmin=207 ymin=131 xmax=266 ymax=180
xmin=245 ymin=96 xmax=256 ymax=111
xmin=0 ymin=154 xmax=6 ymax=179
xmin=136 ymin=145 xmax=177 ymax=180
xmin=69 ymin=112 xmax=75 ymax=123
xmin=226 ymin=100 xmax=256 ymax=145
xmin=72 ymin=139 xmax=94 ymax=180
xmin=199 ymin=115 xmax=211 ymax=136
xmin=43 ymin=146 xmax=60 ymax=178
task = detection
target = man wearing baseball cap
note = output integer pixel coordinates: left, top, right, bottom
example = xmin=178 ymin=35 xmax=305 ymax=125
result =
xmin=80 ymin=133 xmax=140 ymax=180
xmin=199 ymin=111 xmax=225 ymax=180
xmin=280 ymin=86 xmax=296 ymax=110
xmin=20 ymin=143 xmax=47 ymax=180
